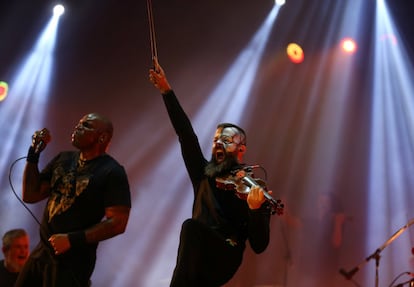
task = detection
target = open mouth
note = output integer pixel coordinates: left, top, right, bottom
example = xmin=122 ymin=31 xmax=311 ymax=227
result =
xmin=17 ymin=255 xmax=27 ymax=260
xmin=215 ymin=150 xmax=225 ymax=162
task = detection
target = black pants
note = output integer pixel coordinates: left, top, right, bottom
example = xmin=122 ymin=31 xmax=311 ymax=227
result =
xmin=15 ymin=244 xmax=92 ymax=287
xmin=170 ymin=219 xmax=245 ymax=287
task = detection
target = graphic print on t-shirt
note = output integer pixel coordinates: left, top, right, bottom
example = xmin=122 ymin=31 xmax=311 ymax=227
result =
xmin=47 ymin=165 xmax=90 ymax=222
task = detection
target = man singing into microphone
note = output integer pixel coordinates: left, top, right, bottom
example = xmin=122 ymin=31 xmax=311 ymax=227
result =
xmin=15 ymin=113 xmax=131 ymax=287
xmin=149 ymin=59 xmax=275 ymax=287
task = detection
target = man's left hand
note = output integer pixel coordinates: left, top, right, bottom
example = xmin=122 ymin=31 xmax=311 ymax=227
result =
xmin=247 ymin=185 xmax=269 ymax=209
xmin=49 ymin=234 xmax=71 ymax=255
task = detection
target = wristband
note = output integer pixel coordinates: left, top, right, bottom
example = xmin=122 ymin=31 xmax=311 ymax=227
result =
xmin=26 ymin=146 xmax=40 ymax=163
xmin=68 ymin=231 xmax=87 ymax=247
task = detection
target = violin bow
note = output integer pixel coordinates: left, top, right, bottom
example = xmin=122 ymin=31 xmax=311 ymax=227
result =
xmin=146 ymin=0 xmax=158 ymax=62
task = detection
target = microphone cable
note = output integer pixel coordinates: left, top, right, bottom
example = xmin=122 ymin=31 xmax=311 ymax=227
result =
xmin=9 ymin=156 xmax=85 ymax=287
xmin=8 ymin=156 xmax=41 ymax=225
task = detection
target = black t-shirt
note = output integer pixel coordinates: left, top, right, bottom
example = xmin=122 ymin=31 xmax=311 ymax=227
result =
xmin=0 ymin=260 xmax=18 ymax=287
xmin=37 ymin=151 xmax=131 ymax=266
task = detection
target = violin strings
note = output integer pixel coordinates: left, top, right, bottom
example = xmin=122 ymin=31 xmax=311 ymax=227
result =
xmin=146 ymin=0 xmax=158 ymax=61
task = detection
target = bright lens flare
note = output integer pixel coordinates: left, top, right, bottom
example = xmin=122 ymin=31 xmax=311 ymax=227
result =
xmin=53 ymin=4 xmax=65 ymax=16
xmin=0 ymin=81 xmax=9 ymax=102
xmin=286 ymin=43 xmax=304 ymax=64
xmin=341 ymin=38 xmax=357 ymax=54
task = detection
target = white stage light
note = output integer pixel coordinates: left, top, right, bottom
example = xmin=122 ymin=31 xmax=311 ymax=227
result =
xmin=53 ymin=4 xmax=65 ymax=16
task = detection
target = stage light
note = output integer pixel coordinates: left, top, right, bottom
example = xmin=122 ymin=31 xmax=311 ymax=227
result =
xmin=363 ymin=0 xmax=414 ymax=285
xmin=0 ymin=0 xmax=64 ymax=240
xmin=340 ymin=37 xmax=357 ymax=54
xmin=286 ymin=43 xmax=304 ymax=63
xmin=100 ymin=5 xmax=282 ymax=286
xmin=53 ymin=4 xmax=65 ymax=17
xmin=275 ymin=0 xmax=286 ymax=6
xmin=0 ymin=81 xmax=9 ymax=102
xmin=380 ymin=33 xmax=397 ymax=45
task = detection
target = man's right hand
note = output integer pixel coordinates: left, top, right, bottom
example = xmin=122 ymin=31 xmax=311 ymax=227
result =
xmin=31 ymin=128 xmax=51 ymax=154
xmin=149 ymin=57 xmax=172 ymax=94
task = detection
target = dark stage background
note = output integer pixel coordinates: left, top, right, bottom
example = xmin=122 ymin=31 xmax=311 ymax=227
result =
xmin=2 ymin=0 xmax=414 ymax=286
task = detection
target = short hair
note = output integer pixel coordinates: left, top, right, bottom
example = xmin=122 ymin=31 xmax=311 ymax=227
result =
xmin=217 ymin=123 xmax=247 ymax=146
xmin=2 ymin=229 xmax=27 ymax=250
xmin=90 ymin=113 xmax=114 ymax=139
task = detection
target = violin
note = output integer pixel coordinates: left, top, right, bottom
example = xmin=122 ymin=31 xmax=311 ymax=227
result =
xmin=216 ymin=167 xmax=284 ymax=216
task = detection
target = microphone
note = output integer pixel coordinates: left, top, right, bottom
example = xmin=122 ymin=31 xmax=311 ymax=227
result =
xmin=339 ymin=267 xmax=359 ymax=280
xmin=242 ymin=165 xmax=260 ymax=172
xmin=32 ymin=128 xmax=51 ymax=154
xmin=34 ymin=141 xmax=45 ymax=154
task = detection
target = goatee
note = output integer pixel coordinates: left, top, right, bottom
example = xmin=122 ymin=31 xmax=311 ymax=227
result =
xmin=204 ymin=155 xmax=240 ymax=178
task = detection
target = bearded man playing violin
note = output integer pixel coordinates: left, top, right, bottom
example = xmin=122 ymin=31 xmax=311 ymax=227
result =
xmin=149 ymin=58 xmax=274 ymax=287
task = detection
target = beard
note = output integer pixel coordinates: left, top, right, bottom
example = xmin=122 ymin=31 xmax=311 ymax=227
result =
xmin=204 ymin=153 xmax=240 ymax=178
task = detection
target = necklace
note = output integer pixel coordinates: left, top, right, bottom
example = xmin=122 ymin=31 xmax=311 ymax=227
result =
xmin=78 ymin=157 xmax=87 ymax=168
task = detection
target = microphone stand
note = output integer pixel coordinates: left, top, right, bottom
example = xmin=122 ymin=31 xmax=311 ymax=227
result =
xmin=339 ymin=218 xmax=414 ymax=287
